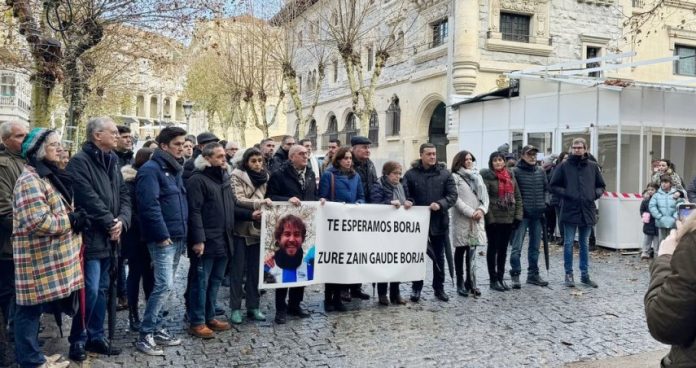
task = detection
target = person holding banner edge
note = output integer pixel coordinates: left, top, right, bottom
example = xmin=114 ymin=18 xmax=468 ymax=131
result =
xmin=266 ymin=144 xmax=317 ymax=324
xmin=403 ymin=143 xmax=458 ymax=302
xmin=371 ymin=161 xmax=413 ymax=306
xmin=319 ymin=147 xmax=365 ymax=312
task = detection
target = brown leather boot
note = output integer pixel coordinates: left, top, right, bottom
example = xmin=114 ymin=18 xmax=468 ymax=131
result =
xmin=188 ymin=324 xmax=215 ymax=339
xmin=206 ymin=319 xmax=231 ymax=332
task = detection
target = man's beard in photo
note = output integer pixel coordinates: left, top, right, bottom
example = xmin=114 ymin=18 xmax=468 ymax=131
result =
xmin=275 ymin=246 xmax=304 ymax=270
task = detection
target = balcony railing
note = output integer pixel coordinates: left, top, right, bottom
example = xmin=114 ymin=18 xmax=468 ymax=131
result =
xmin=632 ymin=0 xmax=644 ymax=7
xmin=0 ymin=96 xmax=15 ymax=106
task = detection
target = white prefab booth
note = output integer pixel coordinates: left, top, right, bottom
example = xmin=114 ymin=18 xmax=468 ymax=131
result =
xmin=454 ymin=79 xmax=696 ymax=249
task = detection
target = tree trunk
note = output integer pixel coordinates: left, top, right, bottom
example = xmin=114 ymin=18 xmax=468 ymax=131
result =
xmin=31 ymin=81 xmax=53 ymax=127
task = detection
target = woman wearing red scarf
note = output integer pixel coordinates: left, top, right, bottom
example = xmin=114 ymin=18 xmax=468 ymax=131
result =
xmin=480 ymin=151 xmax=523 ymax=292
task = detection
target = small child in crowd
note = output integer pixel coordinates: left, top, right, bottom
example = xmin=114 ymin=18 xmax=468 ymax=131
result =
xmin=640 ymin=183 xmax=659 ymax=259
xmin=648 ymin=176 xmax=684 ymax=248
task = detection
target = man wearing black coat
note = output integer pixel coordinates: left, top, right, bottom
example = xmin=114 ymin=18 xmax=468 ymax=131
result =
xmin=404 ymin=143 xmax=458 ymax=302
xmin=550 ymin=138 xmax=606 ymax=288
xmin=267 ymin=135 xmax=295 ymax=173
xmin=67 ymin=117 xmax=131 ymax=361
xmin=114 ymin=125 xmax=134 ymax=310
xmin=266 ymin=144 xmax=315 ymax=324
xmin=509 ymin=145 xmax=549 ymax=289
xmin=183 ymin=132 xmax=219 ymax=180
xmin=185 ymin=143 xmax=241 ymax=339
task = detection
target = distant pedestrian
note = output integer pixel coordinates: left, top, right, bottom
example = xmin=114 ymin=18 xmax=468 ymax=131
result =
xmin=135 ymin=127 xmax=188 ymax=356
xmin=114 ymin=125 xmax=135 ymax=311
xmin=67 ymin=117 xmax=131 ymax=361
xmin=480 ymin=151 xmax=522 ymax=292
xmin=259 ymin=138 xmax=276 ymax=168
xmin=183 ymin=132 xmax=219 ymax=180
xmin=322 ymin=138 xmax=340 ymax=172
xmin=550 ymin=138 xmax=606 ymax=288
xmin=449 ymin=151 xmax=488 ymax=298
xmin=403 ymin=143 xmax=457 ymax=302
xmin=640 ymin=183 xmax=659 ymax=260
xmin=13 ymin=129 xmax=84 ymax=368
xmin=650 ymin=158 xmax=684 ymax=191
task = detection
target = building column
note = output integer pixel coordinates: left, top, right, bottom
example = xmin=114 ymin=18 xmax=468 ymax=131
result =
xmin=452 ymin=0 xmax=480 ymax=95
xmin=169 ymin=95 xmax=177 ymax=121
xmin=130 ymin=95 xmax=137 ymax=117
xmin=143 ymin=93 xmax=151 ymax=119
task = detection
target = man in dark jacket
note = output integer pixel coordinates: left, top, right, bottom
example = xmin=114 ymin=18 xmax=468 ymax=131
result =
xmin=645 ymin=220 xmax=696 ymax=367
xmin=115 ymin=125 xmax=134 ymax=169
xmin=509 ymin=145 xmax=549 ymax=289
xmin=0 ymin=121 xmax=27 ymax=339
xmin=260 ymin=138 xmax=276 ymax=168
xmin=114 ymin=125 xmax=134 ymax=309
xmin=183 ymin=132 xmax=219 ymax=180
xmin=550 ymin=138 xmax=605 ymax=288
xmin=67 ymin=117 xmax=131 ymax=361
xmin=266 ymin=144 xmax=315 ymax=324
xmin=268 ymin=135 xmax=295 ymax=173
xmin=345 ymin=136 xmax=378 ymax=300
xmin=404 ymin=143 xmax=458 ymax=302
xmin=185 ymin=143 xmax=235 ymax=339
xmin=135 ymin=127 xmax=188 ymax=356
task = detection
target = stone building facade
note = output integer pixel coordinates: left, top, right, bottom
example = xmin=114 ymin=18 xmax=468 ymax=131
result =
xmin=280 ymin=0 xmax=624 ymax=165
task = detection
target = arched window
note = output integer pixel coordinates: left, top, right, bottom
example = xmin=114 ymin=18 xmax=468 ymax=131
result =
xmin=321 ymin=114 xmax=338 ymax=149
xmin=386 ymin=95 xmax=401 ymax=136
xmin=342 ymin=112 xmax=358 ymax=144
xmin=369 ymin=109 xmax=379 ymax=147
xmin=306 ymin=119 xmax=317 ymax=149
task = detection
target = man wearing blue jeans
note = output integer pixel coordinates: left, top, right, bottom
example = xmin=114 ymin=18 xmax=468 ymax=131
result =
xmin=67 ymin=117 xmax=131 ymax=361
xmin=509 ymin=145 xmax=549 ymax=289
xmin=135 ymin=127 xmax=188 ymax=355
xmin=550 ymin=138 xmax=606 ymax=288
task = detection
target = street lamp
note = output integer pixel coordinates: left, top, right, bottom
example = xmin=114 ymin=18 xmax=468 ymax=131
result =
xmin=182 ymin=100 xmax=193 ymax=130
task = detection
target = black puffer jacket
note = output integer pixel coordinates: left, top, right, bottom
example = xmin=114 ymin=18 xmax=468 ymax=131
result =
xmin=549 ymin=154 xmax=606 ymax=226
xmin=186 ymin=156 xmax=246 ymax=258
xmin=266 ymin=161 xmax=317 ymax=201
xmin=404 ymin=161 xmax=457 ymax=236
xmin=640 ymin=196 xmax=658 ymax=236
xmin=268 ymin=148 xmax=289 ymax=174
xmin=67 ymin=141 xmax=131 ymax=260
xmin=183 ymin=147 xmax=202 ymax=181
xmin=115 ymin=149 xmax=134 ymax=169
xmin=354 ymin=158 xmax=379 ymax=203
xmin=513 ymin=160 xmax=548 ymax=219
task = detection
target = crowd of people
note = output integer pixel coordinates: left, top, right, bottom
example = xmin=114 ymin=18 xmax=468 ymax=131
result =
xmin=3 ymin=116 xmax=695 ymax=367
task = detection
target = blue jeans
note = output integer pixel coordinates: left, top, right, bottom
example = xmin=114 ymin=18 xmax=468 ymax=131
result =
xmin=510 ymin=217 xmax=542 ymax=276
xmin=187 ymin=256 xmax=227 ymax=325
xmin=563 ymin=224 xmax=592 ymax=277
xmin=69 ymin=257 xmax=110 ymax=344
xmin=14 ymin=303 xmax=46 ymax=368
xmin=140 ymin=240 xmax=184 ymax=336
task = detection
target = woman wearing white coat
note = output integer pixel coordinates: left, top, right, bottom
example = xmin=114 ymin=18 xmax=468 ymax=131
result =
xmin=450 ymin=150 xmax=489 ymax=298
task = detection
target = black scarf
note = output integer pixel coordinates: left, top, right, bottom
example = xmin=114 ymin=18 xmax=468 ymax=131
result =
xmin=32 ymin=157 xmax=73 ymax=204
xmin=274 ymin=246 xmax=304 ymax=270
xmin=246 ymin=169 xmax=269 ymax=188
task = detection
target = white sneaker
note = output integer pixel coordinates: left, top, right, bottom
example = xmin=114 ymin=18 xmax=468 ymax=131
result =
xmin=38 ymin=355 xmax=70 ymax=368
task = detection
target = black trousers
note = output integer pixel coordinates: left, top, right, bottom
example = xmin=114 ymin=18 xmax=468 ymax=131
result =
xmin=0 ymin=259 xmax=15 ymax=326
xmin=485 ymin=223 xmax=513 ymax=281
xmin=376 ymin=282 xmax=401 ymax=298
xmin=412 ymin=234 xmax=446 ymax=292
xmin=545 ymin=204 xmax=556 ymax=238
xmin=454 ymin=246 xmax=476 ymax=289
xmin=229 ymin=238 xmax=260 ymax=310
xmin=324 ymin=284 xmax=344 ymax=304
xmin=275 ymin=287 xmax=304 ymax=312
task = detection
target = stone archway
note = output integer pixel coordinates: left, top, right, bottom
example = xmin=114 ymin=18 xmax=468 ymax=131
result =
xmin=429 ymin=102 xmax=448 ymax=163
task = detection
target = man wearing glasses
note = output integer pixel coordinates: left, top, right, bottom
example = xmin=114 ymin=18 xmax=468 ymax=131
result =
xmin=67 ymin=117 xmax=131 ymax=361
xmin=550 ymin=138 xmax=606 ymax=288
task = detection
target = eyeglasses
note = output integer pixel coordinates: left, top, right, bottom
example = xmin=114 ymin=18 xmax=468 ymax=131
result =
xmin=46 ymin=142 xmax=62 ymax=148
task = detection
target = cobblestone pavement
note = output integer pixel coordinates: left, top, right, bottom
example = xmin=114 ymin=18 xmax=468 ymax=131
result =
xmin=7 ymin=244 xmax=666 ymax=368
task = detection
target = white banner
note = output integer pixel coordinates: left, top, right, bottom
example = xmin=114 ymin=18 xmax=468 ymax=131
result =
xmin=258 ymin=202 xmax=430 ymax=289
xmin=316 ymin=202 xmax=430 ymax=284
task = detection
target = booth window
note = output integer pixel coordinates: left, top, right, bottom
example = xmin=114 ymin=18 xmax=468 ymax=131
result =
xmin=500 ymin=13 xmax=531 ymax=43
xmin=674 ymin=45 xmax=696 ymax=76
xmin=586 ymin=46 xmax=602 ymax=78
xmin=431 ymin=19 xmax=448 ymax=48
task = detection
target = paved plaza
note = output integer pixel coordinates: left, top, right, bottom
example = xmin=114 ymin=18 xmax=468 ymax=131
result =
xmin=10 ymin=244 xmax=666 ymax=368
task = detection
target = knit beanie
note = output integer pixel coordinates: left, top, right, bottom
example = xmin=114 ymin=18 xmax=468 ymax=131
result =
xmin=21 ymin=128 xmax=54 ymax=159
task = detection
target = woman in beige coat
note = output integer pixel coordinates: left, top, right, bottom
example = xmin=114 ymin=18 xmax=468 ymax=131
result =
xmin=450 ymin=150 xmax=489 ymax=298
xmin=229 ymin=148 xmax=271 ymax=324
